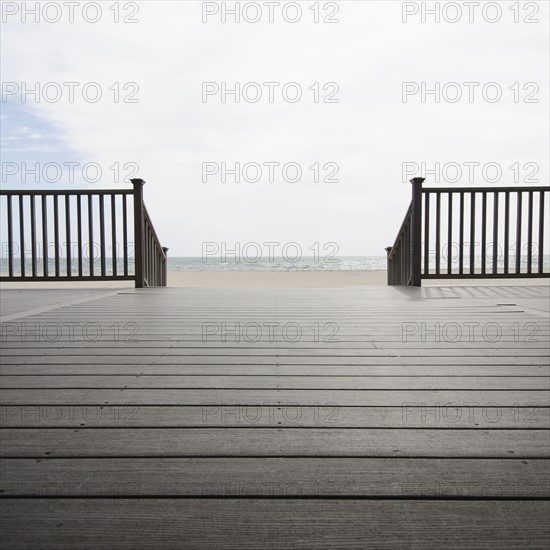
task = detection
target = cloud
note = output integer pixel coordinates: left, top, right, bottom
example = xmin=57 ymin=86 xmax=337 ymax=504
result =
xmin=1 ymin=1 xmax=548 ymax=255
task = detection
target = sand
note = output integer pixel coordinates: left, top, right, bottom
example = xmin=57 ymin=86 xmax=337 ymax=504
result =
xmin=0 ymin=270 xmax=548 ymax=289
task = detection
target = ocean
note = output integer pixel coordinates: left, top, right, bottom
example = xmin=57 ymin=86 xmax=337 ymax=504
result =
xmin=2 ymin=255 xmax=549 ymax=276
xmin=167 ymin=256 xmax=388 ymax=272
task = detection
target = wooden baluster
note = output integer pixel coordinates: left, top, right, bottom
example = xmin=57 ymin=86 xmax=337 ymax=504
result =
xmin=131 ymin=179 xmax=145 ymax=288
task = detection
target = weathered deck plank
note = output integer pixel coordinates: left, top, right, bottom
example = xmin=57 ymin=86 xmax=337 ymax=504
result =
xmin=2 ymin=388 xmax=548 ymax=406
xmin=2 ymin=355 xmax=547 ymax=364
xmin=1 ymin=500 xmax=549 ymax=549
xmin=1 ymin=458 xmax=547 ymax=497
xmin=1 ymin=427 xmax=548 ymax=458
xmin=2 ymin=374 xmax=547 ymax=389
xmin=2 ymin=405 xmax=546 ymax=428
xmin=2 ymin=364 xmax=548 ymax=376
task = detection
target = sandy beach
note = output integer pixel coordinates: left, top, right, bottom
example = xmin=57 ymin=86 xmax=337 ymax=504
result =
xmin=1 ymin=270 xmax=548 ymax=289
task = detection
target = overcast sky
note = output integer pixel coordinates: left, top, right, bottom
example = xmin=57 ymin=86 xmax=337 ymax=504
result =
xmin=1 ymin=0 xmax=548 ymax=256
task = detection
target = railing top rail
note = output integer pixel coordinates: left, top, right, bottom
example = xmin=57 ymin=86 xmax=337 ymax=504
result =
xmin=387 ymin=203 xmax=412 ymax=260
xmin=0 ymin=189 xmax=133 ymax=197
xmin=423 ymin=185 xmax=550 ymax=194
xmin=142 ymin=203 xmax=167 ymax=260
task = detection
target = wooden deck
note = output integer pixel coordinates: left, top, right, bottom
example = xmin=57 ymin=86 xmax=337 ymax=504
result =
xmin=1 ymin=284 xmax=549 ymax=549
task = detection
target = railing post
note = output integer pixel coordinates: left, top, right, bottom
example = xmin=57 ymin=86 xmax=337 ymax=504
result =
xmin=410 ymin=177 xmax=424 ymax=287
xmin=131 ymin=178 xmax=145 ymax=288
xmin=385 ymin=246 xmax=393 ymax=285
xmin=162 ymin=247 xmax=169 ymax=287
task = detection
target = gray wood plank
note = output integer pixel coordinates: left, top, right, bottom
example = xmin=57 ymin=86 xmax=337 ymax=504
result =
xmin=2 ymin=375 xmax=546 ymax=390
xmin=1 ymin=364 xmax=549 ymax=376
xmin=1 ymin=428 xmax=548 ymax=457
xmin=1 ymin=347 xmax=548 ymax=356
xmin=2 ymin=405 xmax=546 ymax=428
xmin=2 ymin=335 xmax=549 ymax=345
xmin=1 ymin=500 xmax=549 ymax=549
xmin=2 ymin=388 xmax=548 ymax=406
xmin=1 ymin=457 xmax=546 ymax=497
xmin=2 ymin=355 xmax=547 ymax=365
xmin=2 ymin=340 xmax=549 ymax=348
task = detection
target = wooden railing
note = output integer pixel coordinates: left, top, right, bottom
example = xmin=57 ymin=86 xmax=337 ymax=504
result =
xmin=385 ymin=204 xmax=413 ymax=286
xmin=386 ymin=178 xmax=550 ymax=286
xmin=0 ymin=178 xmax=167 ymax=287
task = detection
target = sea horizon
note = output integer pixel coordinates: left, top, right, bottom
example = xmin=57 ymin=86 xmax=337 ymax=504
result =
xmin=167 ymin=255 xmax=388 ymax=272
xmin=3 ymin=255 xmax=550 ymax=276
